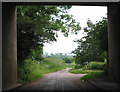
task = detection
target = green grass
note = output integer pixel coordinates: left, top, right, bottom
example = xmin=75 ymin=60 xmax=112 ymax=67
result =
xmin=80 ymin=70 xmax=103 ymax=81
xmin=17 ymin=57 xmax=66 ymax=84
xmin=69 ymin=65 xmax=104 ymax=81
xmin=69 ymin=68 xmax=93 ymax=74
xmin=65 ymin=64 xmax=75 ymax=68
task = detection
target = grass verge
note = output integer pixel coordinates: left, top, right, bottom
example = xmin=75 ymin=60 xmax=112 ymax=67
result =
xmin=69 ymin=68 xmax=104 ymax=81
xmin=80 ymin=70 xmax=103 ymax=81
xmin=69 ymin=61 xmax=106 ymax=81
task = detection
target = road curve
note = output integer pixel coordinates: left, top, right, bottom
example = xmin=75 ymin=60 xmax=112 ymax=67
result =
xmin=15 ymin=68 xmax=99 ymax=91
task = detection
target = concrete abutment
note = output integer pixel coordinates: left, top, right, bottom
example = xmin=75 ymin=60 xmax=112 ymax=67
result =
xmin=108 ymin=2 xmax=120 ymax=83
xmin=2 ymin=3 xmax=17 ymax=90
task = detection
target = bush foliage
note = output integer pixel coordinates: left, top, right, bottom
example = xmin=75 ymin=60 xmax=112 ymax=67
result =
xmin=87 ymin=61 xmax=107 ymax=70
xmin=69 ymin=61 xmax=107 ymax=81
xmin=17 ymin=58 xmax=66 ymax=84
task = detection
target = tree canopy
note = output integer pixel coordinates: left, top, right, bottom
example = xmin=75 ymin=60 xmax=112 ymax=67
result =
xmin=72 ymin=17 xmax=108 ymax=66
xmin=63 ymin=57 xmax=74 ymax=64
xmin=17 ymin=5 xmax=81 ymax=65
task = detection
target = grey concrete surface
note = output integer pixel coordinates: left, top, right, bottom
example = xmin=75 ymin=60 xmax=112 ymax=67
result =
xmin=2 ymin=3 xmax=17 ymax=90
xmin=89 ymin=78 xmax=120 ymax=90
xmin=0 ymin=1 xmax=2 ymax=92
xmin=108 ymin=2 xmax=120 ymax=83
xmin=0 ymin=0 xmax=120 ymax=2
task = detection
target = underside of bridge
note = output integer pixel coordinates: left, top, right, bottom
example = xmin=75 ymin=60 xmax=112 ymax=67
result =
xmin=2 ymin=2 xmax=120 ymax=91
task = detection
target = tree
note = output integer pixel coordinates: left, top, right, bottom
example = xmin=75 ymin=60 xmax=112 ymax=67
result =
xmin=63 ymin=58 xmax=74 ymax=64
xmin=17 ymin=5 xmax=81 ymax=66
xmin=72 ymin=17 xmax=108 ymax=66
xmin=29 ymin=46 xmax=43 ymax=61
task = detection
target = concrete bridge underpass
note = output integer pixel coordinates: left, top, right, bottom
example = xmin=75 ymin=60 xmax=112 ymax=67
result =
xmin=1 ymin=1 xmax=120 ymax=91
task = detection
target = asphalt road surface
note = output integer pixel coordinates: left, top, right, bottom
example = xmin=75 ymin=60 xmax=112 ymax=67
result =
xmin=15 ymin=68 xmax=99 ymax=91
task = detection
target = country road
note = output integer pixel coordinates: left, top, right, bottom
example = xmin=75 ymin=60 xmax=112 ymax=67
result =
xmin=15 ymin=68 xmax=99 ymax=91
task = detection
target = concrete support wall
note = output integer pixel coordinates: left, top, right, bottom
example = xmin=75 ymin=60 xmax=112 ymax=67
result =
xmin=0 ymin=1 xmax=2 ymax=92
xmin=2 ymin=3 xmax=17 ymax=90
xmin=108 ymin=3 xmax=120 ymax=83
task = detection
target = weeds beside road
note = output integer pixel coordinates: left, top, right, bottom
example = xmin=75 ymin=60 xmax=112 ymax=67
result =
xmin=69 ymin=61 xmax=107 ymax=81
xmin=17 ymin=57 xmax=66 ymax=84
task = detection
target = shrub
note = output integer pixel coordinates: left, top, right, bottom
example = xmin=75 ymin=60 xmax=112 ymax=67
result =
xmin=74 ymin=64 xmax=84 ymax=69
xmin=17 ymin=59 xmax=42 ymax=84
xmin=17 ymin=57 xmax=66 ymax=84
xmin=17 ymin=59 xmax=39 ymax=83
xmin=87 ymin=61 xmax=107 ymax=70
xmin=44 ymin=57 xmax=66 ymax=70
xmin=69 ymin=68 xmax=93 ymax=74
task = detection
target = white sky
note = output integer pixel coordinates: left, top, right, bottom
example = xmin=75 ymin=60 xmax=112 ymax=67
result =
xmin=43 ymin=6 xmax=107 ymax=55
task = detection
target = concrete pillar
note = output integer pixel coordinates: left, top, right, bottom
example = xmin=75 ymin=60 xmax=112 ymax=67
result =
xmin=108 ymin=2 xmax=120 ymax=83
xmin=0 ymin=1 xmax=2 ymax=92
xmin=2 ymin=3 xmax=17 ymax=90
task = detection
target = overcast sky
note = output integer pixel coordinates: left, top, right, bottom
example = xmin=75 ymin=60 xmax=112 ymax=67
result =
xmin=43 ymin=6 xmax=107 ymax=55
